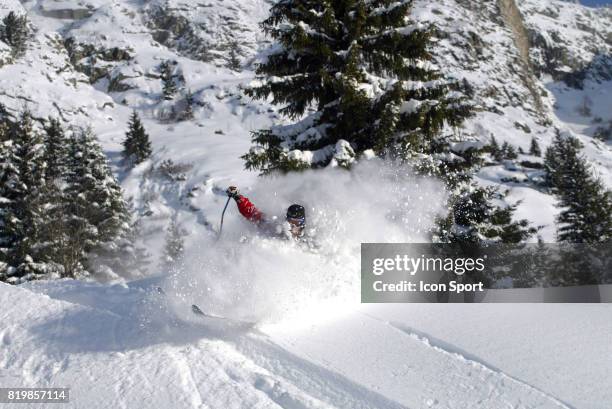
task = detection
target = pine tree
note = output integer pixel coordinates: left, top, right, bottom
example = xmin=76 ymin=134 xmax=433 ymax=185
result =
xmin=506 ymin=144 xmax=518 ymax=159
xmin=160 ymin=60 xmax=177 ymax=100
xmin=43 ymin=118 xmax=68 ymax=183
xmin=182 ymin=89 xmax=195 ymax=120
xmin=501 ymin=141 xmax=517 ymax=160
xmin=39 ymin=118 xmax=71 ymax=278
xmin=577 ymin=95 xmax=592 ymax=117
xmin=0 ymin=123 xmax=6 ymax=141
xmin=123 ymin=111 xmax=152 ymax=165
xmin=244 ymin=0 xmax=473 ymax=173
xmin=544 ymin=133 xmax=612 ymax=243
xmin=62 ymin=129 xmax=101 ymax=276
xmin=0 ymin=118 xmax=145 ymax=282
xmin=0 ymin=103 xmax=10 ymax=142
xmin=435 ymin=182 xmax=536 ymax=244
xmin=89 ymin=218 xmax=147 ymax=281
xmin=529 ymin=137 xmax=541 ymax=157
xmin=0 ymin=112 xmax=58 ymax=283
xmin=434 ymin=180 xmax=537 ymax=289
xmin=489 ymin=136 xmax=503 ymax=162
xmin=64 ymin=127 xmax=135 ymax=278
xmin=0 ymin=139 xmax=20 ymax=281
xmin=0 ymin=11 xmax=29 ymax=58
xmin=0 ymin=119 xmax=8 ymax=142
xmin=0 ymin=102 xmax=8 ymax=118
xmin=160 ymin=217 xmax=184 ymax=273
xmin=228 ymin=41 xmax=241 ymax=71
xmin=512 ymin=239 xmax=549 ymax=288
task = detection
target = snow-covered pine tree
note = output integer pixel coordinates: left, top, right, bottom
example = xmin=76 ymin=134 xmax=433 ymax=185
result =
xmin=228 ymin=41 xmax=241 ymax=71
xmin=577 ymin=95 xmax=592 ymax=117
xmin=62 ymin=128 xmax=100 ymax=276
xmin=0 ymin=102 xmax=8 ymax=118
xmin=39 ymin=118 xmax=71 ymax=277
xmin=529 ymin=137 xmax=541 ymax=157
xmin=433 ymin=180 xmax=536 ymax=289
xmin=0 ymin=11 xmax=29 ymax=58
xmin=123 ymin=111 xmax=152 ymax=165
xmin=160 ymin=216 xmax=184 ymax=273
xmin=0 ymin=103 xmax=10 ymax=141
xmin=435 ymin=138 xmax=534 ymax=246
xmin=509 ymin=239 xmax=549 ymax=288
xmin=244 ymin=0 xmax=472 ymax=173
xmin=544 ymin=132 xmax=612 ymax=243
xmin=64 ymin=127 xmax=135 ymax=278
xmin=160 ymin=60 xmax=178 ymax=100
xmin=0 ymin=119 xmax=8 ymax=142
xmin=182 ymin=89 xmax=195 ymax=120
xmin=0 ymin=112 xmax=59 ymax=283
xmin=435 ymin=183 xmax=537 ymax=244
xmin=501 ymin=141 xmax=517 ymax=160
xmin=43 ymin=117 xmax=68 ymax=182
xmin=0 ymin=139 xmax=21 ymax=281
xmin=89 ymin=219 xmax=147 ymax=281
xmin=489 ymin=136 xmax=503 ymax=162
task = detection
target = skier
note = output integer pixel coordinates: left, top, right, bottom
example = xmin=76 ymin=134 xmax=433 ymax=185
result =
xmin=225 ymin=186 xmax=306 ymax=239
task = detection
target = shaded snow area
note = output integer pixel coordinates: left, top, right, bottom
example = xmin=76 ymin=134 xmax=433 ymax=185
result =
xmin=2 ymin=281 xmax=611 ymax=409
xmin=1 ymin=0 xmax=612 ymax=408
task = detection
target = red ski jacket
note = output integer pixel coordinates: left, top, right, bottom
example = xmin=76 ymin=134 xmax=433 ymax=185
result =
xmin=236 ymin=196 xmax=264 ymax=223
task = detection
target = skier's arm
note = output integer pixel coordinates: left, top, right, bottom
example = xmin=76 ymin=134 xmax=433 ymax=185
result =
xmin=227 ymin=186 xmax=264 ymax=223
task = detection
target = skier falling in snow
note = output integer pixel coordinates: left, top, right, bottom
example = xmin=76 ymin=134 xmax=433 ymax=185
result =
xmin=226 ymin=186 xmax=307 ymax=240
xmin=192 ymin=187 xmax=313 ymax=319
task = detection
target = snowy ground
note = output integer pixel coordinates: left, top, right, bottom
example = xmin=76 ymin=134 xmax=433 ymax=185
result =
xmin=2 ymin=280 xmax=611 ymax=409
xmin=1 ymin=1 xmax=612 ymax=408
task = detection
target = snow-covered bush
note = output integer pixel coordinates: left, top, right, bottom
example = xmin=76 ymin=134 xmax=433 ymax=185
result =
xmin=157 ymin=159 xmax=192 ymax=182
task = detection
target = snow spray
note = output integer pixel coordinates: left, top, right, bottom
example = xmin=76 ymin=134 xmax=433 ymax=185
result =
xmin=163 ymin=159 xmax=447 ymax=325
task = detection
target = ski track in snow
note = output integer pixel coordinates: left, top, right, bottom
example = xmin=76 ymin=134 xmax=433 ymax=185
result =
xmin=361 ymin=313 xmax=574 ymax=409
xmin=1 ymin=282 xmax=587 ymax=409
xmin=235 ymin=334 xmax=407 ymax=409
xmin=266 ymin=311 xmax=575 ymax=409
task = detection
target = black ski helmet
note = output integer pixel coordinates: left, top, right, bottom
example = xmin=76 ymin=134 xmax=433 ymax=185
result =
xmin=286 ymin=204 xmax=305 ymax=220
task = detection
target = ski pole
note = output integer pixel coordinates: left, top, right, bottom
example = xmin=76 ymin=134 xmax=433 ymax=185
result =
xmin=217 ymin=196 xmax=231 ymax=240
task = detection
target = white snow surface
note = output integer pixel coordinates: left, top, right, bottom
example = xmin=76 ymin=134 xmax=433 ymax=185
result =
xmin=1 ymin=0 xmax=612 ymax=407
xmin=2 ymin=280 xmax=612 ymax=409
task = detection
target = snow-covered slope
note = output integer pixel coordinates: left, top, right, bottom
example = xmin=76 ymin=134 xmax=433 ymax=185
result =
xmin=411 ymin=0 xmax=612 ymax=240
xmin=1 ymin=1 xmax=612 ymax=407
xmin=3 ymin=280 xmax=611 ymax=409
xmin=520 ymin=0 xmax=612 ymax=82
xmin=1 ymin=0 xmax=610 ymax=251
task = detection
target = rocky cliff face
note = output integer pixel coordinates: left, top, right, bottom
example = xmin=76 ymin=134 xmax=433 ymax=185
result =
xmin=413 ymin=0 xmax=611 ymax=183
xmin=1 ymin=0 xmax=608 ymax=132
xmin=519 ymin=0 xmax=612 ymax=86
xmin=498 ymin=0 xmax=544 ymax=113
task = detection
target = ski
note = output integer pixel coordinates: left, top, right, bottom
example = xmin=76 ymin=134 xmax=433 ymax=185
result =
xmin=191 ymin=304 xmax=215 ymax=317
xmin=191 ymin=304 xmax=256 ymax=327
